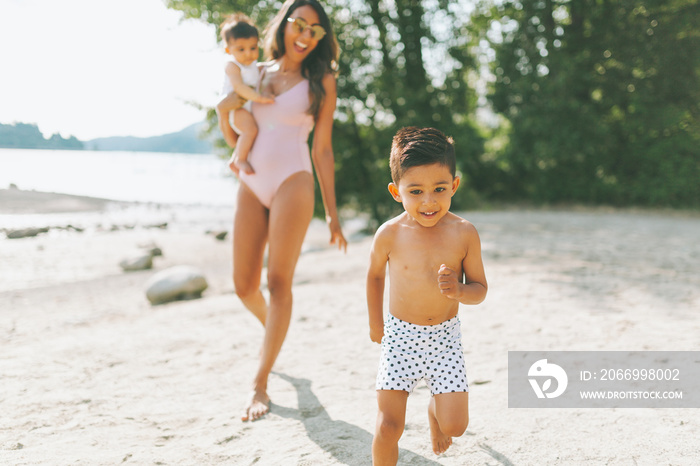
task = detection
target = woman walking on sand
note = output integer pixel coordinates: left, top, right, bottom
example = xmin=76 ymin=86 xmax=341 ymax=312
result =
xmin=225 ymin=0 xmax=347 ymax=421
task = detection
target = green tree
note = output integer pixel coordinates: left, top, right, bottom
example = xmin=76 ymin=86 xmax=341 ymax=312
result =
xmin=476 ymin=0 xmax=700 ymax=207
xmin=166 ymin=0 xmax=486 ymax=225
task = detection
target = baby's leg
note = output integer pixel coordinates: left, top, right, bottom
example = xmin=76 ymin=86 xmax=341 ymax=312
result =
xmin=216 ymin=93 xmax=241 ymax=148
xmin=232 ymin=108 xmax=258 ymax=174
xmin=428 ymin=392 xmax=469 ymax=455
xmin=372 ymin=390 xmax=409 ymax=466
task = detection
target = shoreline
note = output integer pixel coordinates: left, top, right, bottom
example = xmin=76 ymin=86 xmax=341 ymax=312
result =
xmin=0 ymin=187 xmax=123 ymax=214
xmin=0 ymin=188 xmax=237 ymax=235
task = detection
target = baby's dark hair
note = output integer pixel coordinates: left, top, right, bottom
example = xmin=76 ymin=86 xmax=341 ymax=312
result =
xmin=390 ymin=127 xmax=456 ymax=183
xmin=220 ymin=13 xmax=259 ymax=43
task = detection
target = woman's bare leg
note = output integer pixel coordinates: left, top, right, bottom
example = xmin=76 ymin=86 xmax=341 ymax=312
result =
xmin=244 ymin=172 xmax=314 ymax=421
xmin=233 ymin=183 xmax=268 ymax=325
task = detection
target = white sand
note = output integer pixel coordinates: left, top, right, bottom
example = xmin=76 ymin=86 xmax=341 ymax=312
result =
xmin=1 ymin=194 xmax=699 ymax=465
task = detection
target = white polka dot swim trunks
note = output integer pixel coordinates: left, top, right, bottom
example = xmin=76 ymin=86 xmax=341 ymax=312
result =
xmin=376 ymin=314 xmax=469 ymax=395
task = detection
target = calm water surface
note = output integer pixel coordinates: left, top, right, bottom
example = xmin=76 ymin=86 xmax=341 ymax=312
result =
xmin=0 ymin=148 xmax=236 ymax=205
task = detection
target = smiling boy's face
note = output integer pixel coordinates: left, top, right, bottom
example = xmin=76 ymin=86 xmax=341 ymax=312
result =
xmin=388 ymin=162 xmax=460 ymax=228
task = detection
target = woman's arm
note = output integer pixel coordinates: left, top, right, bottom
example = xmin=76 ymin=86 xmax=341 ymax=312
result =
xmin=311 ymin=73 xmax=347 ymax=252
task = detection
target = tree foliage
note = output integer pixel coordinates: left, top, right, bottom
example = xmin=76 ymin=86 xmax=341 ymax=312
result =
xmin=167 ymin=0 xmax=700 ymax=216
xmin=166 ymin=0 xmax=485 ymax=225
xmin=475 ymin=0 xmax=700 ymax=207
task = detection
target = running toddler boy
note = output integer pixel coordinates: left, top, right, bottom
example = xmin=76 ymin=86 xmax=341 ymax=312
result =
xmin=366 ymin=126 xmax=488 ymax=465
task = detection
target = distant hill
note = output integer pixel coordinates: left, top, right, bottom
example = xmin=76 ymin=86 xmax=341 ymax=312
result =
xmin=0 ymin=121 xmax=215 ymax=154
xmin=0 ymin=122 xmax=83 ymax=150
xmin=85 ymin=123 xmax=215 ymax=154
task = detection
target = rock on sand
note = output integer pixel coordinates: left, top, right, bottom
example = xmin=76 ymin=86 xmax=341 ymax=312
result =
xmin=145 ymin=265 xmax=208 ymax=305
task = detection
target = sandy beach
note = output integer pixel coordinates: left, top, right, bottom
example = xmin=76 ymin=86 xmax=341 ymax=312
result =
xmin=1 ymin=189 xmax=699 ymax=465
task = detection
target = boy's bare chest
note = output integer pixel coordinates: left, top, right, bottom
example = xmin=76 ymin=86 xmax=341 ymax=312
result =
xmin=388 ymin=230 xmax=465 ymax=278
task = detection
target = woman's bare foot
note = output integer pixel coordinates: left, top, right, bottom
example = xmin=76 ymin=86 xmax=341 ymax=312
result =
xmin=428 ymin=397 xmax=452 ymax=455
xmin=235 ymin=159 xmax=256 ymax=175
xmin=241 ymin=389 xmax=270 ymax=422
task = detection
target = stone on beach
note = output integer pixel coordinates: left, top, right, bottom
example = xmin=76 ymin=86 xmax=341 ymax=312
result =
xmin=119 ymin=243 xmax=164 ymax=271
xmin=119 ymin=254 xmax=153 ymax=272
xmin=137 ymin=241 xmax=163 ymax=257
xmin=144 ymin=265 xmax=208 ymax=305
xmin=205 ymin=230 xmax=229 ymax=241
xmin=5 ymin=227 xmax=50 ymax=239
xmin=146 ymin=247 xmax=163 ymax=257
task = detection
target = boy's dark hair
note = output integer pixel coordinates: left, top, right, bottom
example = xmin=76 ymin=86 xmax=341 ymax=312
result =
xmin=220 ymin=13 xmax=259 ymax=43
xmin=390 ymin=127 xmax=456 ymax=183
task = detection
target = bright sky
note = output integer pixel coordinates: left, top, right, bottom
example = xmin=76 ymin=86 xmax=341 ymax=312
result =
xmin=0 ymin=0 xmax=223 ymax=140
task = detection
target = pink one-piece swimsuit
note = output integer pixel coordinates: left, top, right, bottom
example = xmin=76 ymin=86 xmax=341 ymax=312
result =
xmin=238 ymin=79 xmax=314 ymax=208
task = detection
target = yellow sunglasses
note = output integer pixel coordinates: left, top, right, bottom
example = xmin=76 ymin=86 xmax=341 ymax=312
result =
xmin=286 ymin=16 xmax=326 ymax=41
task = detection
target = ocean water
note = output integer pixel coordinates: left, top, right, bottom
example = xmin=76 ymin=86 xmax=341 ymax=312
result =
xmin=0 ymin=148 xmax=237 ymax=206
xmin=0 ymin=148 xmax=367 ymax=236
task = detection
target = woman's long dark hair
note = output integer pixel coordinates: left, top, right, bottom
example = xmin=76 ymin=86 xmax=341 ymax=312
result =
xmin=263 ymin=0 xmax=339 ymax=118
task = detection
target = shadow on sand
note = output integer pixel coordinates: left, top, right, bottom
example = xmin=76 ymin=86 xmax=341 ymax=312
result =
xmin=272 ymin=372 xmax=442 ymax=465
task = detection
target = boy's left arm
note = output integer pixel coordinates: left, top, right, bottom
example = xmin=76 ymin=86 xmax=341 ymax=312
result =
xmin=438 ymin=223 xmax=487 ymax=304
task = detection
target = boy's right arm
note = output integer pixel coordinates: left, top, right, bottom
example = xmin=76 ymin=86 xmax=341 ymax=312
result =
xmin=217 ymin=92 xmax=246 ymax=113
xmin=367 ymin=226 xmax=391 ymax=343
xmin=225 ymin=62 xmax=274 ymax=104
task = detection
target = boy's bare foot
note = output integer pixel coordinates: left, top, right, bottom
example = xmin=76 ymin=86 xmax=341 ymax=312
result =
xmin=235 ymin=159 xmax=256 ymax=175
xmin=428 ymin=397 xmax=452 ymax=455
xmin=227 ymin=153 xmax=240 ymax=175
xmin=241 ymin=389 xmax=270 ymax=422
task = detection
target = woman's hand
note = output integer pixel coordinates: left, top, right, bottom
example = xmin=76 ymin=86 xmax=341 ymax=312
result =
xmin=327 ymin=216 xmax=347 ymax=253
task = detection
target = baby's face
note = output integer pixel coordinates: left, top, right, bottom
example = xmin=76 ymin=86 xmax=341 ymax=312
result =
xmin=389 ymin=163 xmax=459 ymax=228
xmin=226 ymin=37 xmax=259 ymax=66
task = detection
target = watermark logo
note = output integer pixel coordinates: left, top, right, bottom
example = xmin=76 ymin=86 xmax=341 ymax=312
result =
xmin=510 ymin=351 xmax=699 ymax=408
xmin=528 ymin=359 xmax=568 ymax=399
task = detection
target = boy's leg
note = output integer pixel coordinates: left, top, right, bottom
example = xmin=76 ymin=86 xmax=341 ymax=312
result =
xmin=428 ymin=392 xmax=469 ymax=455
xmin=216 ymin=93 xmax=242 ymax=148
xmin=373 ymin=390 xmax=409 ymax=466
xmin=232 ymin=109 xmax=258 ymax=173
xmin=216 ymin=110 xmax=238 ymax=148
